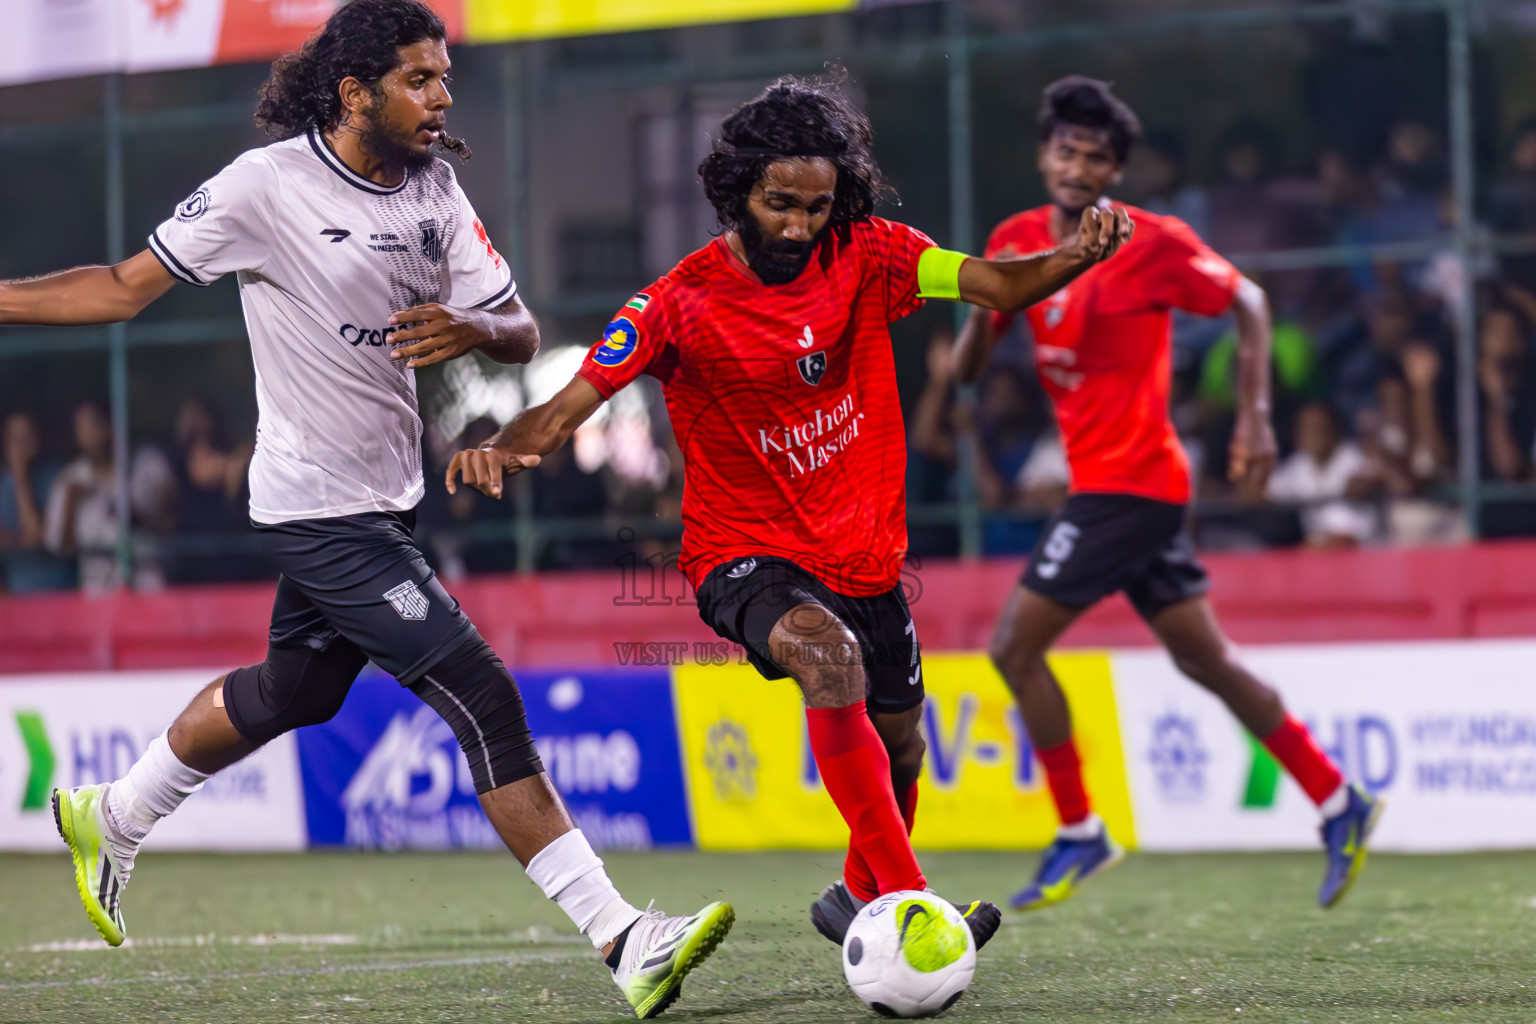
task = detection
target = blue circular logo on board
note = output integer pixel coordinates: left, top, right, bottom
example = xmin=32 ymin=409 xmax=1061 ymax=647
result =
xmin=594 ymin=318 xmax=639 ymax=366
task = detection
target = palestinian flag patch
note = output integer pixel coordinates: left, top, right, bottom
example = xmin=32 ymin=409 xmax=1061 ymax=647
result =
xmin=624 ymin=293 xmax=651 ymax=313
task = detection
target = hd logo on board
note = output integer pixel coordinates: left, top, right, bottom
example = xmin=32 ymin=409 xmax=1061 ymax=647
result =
xmin=0 ymin=674 xmax=307 ymax=852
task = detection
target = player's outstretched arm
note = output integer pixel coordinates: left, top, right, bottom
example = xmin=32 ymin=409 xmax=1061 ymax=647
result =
xmin=388 ymin=294 xmax=540 ymax=369
xmin=0 ymin=251 xmax=176 ymax=326
xmin=952 ymin=206 xmax=1132 ymax=315
xmin=1228 ymin=275 xmax=1278 ymax=490
xmin=446 ymin=376 xmax=606 ymax=498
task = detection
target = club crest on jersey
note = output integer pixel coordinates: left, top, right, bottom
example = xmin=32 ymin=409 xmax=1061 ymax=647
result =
xmin=383 ymin=580 xmax=429 ymax=621
xmin=797 ymin=350 xmax=827 ymax=386
xmin=419 ymin=218 xmax=442 ymax=265
xmin=1043 ymin=290 xmax=1069 ymax=329
xmin=594 ymin=318 xmax=640 ymax=367
xmin=175 ymin=188 xmax=210 ymax=223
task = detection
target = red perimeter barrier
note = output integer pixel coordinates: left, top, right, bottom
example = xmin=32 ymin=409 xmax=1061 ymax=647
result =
xmin=3 ymin=541 xmax=1536 ymax=674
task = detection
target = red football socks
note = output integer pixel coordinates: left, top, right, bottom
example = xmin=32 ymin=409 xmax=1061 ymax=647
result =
xmin=898 ymin=779 xmax=918 ymax=833
xmin=807 ymin=701 xmax=926 ymax=899
xmin=843 ymin=779 xmax=920 ymax=902
xmin=843 ymin=845 xmax=879 ymax=903
xmin=1262 ymin=713 xmax=1345 ymax=806
xmin=1037 ymin=739 xmax=1092 ymax=826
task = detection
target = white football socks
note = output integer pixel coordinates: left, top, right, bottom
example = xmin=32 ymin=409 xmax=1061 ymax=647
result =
xmin=105 ymin=730 xmax=210 ymax=844
xmin=526 ymin=829 xmax=643 ymax=950
xmin=1057 ymin=812 xmax=1106 ymax=842
xmin=1318 ymin=782 xmax=1350 ymax=819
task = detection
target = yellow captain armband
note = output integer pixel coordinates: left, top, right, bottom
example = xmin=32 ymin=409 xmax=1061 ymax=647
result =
xmin=916 ymin=246 xmax=969 ymax=301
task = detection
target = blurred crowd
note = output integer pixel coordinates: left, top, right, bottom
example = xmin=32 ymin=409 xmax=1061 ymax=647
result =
xmin=0 ymin=374 xmax=692 ymax=594
xmin=8 ymin=119 xmax=1536 ymax=591
xmin=907 ymin=114 xmax=1536 ymax=557
xmin=0 ymin=399 xmax=259 ymax=593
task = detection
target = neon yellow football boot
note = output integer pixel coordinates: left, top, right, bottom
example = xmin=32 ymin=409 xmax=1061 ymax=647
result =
xmin=611 ymin=901 xmax=734 ymax=1018
xmin=53 ymin=784 xmax=134 ymax=946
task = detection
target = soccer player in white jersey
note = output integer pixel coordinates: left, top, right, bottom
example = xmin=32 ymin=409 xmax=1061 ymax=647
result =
xmin=0 ymin=2 xmax=729 ymax=1016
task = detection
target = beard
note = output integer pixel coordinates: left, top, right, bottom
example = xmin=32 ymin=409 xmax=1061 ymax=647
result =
xmin=359 ymin=119 xmax=435 ymax=175
xmin=358 ymin=99 xmax=468 ymax=175
xmin=740 ymin=215 xmax=819 ymax=285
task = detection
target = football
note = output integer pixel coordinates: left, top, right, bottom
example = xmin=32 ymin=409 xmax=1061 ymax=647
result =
xmin=841 ymin=890 xmax=977 ymax=1018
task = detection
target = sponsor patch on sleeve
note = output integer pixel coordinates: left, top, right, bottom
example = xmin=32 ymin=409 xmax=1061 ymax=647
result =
xmin=175 ymin=187 xmax=210 ymax=223
xmin=593 ymin=317 xmax=640 ymax=367
xmin=472 ymin=219 xmax=504 ymax=269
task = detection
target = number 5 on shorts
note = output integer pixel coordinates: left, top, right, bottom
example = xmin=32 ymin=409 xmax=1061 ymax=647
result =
xmin=1036 ymin=522 xmax=1080 ymax=580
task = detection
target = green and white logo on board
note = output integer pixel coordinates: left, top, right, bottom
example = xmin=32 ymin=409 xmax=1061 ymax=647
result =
xmin=1242 ymin=735 xmax=1282 ymax=810
xmin=14 ymin=711 xmax=54 ymax=812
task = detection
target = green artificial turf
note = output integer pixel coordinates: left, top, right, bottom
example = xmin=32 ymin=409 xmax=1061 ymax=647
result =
xmin=2 ymin=849 xmax=1533 ymax=1023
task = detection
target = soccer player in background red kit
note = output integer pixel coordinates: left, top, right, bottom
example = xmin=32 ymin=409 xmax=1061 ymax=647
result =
xmin=449 ymin=75 xmax=1131 ymax=948
xmin=956 ymin=76 xmax=1383 ymax=913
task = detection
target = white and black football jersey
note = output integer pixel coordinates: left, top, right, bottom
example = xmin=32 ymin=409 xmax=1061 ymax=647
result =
xmin=150 ymin=130 xmax=516 ymax=524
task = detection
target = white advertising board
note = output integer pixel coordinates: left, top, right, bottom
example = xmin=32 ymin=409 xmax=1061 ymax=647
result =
xmin=0 ymin=671 xmax=305 ymax=852
xmin=0 ymin=0 xmax=252 ymax=87
xmin=1114 ymin=640 xmax=1536 ymax=852
xmin=3 ymin=639 xmax=1535 ymax=854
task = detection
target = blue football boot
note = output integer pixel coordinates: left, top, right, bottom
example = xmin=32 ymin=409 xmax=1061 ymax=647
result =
xmin=1010 ymin=818 xmax=1123 ymax=912
xmin=1319 ymin=784 xmax=1384 ymax=908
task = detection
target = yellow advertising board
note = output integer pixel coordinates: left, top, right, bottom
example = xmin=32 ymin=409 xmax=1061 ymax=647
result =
xmin=467 ymin=0 xmax=856 ymax=42
xmin=673 ymin=653 xmax=1136 ymax=851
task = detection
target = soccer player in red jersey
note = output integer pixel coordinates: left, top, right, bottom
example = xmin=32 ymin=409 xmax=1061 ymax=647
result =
xmin=449 ymin=76 xmax=1131 ymax=948
xmin=956 ymin=76 xmax=1383 ymax=912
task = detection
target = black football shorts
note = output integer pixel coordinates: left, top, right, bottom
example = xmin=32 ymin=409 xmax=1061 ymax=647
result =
xmin=694 ymin=555 xmax=926 ymax=714
xmin=1022 ymin=493 xmax=1210 ymax=622
xmin=253 ymin=509 xmax=479 ymax=684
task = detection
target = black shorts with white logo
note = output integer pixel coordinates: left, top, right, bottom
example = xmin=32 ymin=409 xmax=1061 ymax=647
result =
xmin=694 ymin=556 xmax=926 ymax=714
xmin=254 ymin=509 xmax=479 ymax=684
xmin=1022 ymin=493 xmax=1210 ymax=622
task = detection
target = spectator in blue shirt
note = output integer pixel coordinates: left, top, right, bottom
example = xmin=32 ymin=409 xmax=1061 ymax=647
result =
xmin=0 ymin=410 xmax=74 ymax=592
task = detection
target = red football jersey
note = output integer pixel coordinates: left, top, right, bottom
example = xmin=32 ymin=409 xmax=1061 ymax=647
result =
xmin=577 ymin=217 xmax=935 ymax=597
xmin=987 ymin=204 xmax=1239 ymax=504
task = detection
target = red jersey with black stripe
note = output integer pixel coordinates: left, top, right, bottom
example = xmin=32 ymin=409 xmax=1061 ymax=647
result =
xmin=987 ymin=204 xmax=1240 ymax=504
xmin=577 ymin=217 xmax=935 ymax=597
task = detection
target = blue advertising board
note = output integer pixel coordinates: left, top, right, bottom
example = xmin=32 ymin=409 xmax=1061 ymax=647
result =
xmin=297 ymin=667 xmax=692 ymax=850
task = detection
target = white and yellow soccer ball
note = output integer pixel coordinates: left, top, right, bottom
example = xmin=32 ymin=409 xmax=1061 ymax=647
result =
xmin=841 ymin=890 xmax=977 ymax=1018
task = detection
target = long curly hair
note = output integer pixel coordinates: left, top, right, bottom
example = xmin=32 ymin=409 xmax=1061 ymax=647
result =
xmin=699 ymin=73 xmax=894 ymax=240
xmin=255 ymin=0 xmax=467 ymax=158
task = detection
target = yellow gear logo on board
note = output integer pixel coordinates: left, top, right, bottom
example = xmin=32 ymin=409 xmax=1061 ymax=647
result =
xmin=703 ymin=718 xmax=759 ymax=802
xmin=674 ymin=656 xmax=1136 ymax=851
